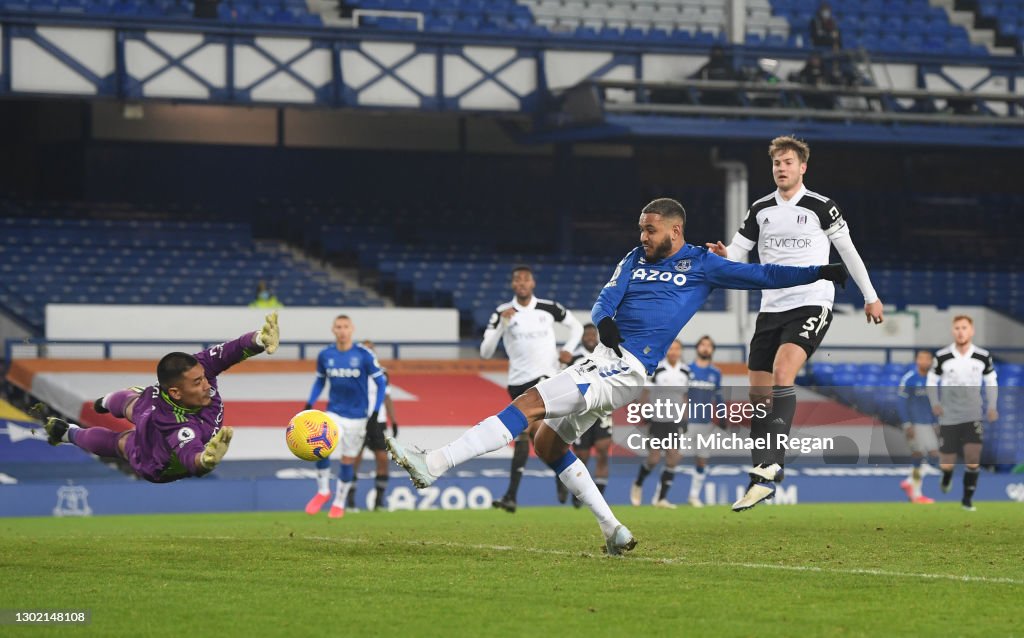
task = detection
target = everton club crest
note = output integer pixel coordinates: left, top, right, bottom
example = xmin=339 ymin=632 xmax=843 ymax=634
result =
xmin=674 ymin=259 xmax=692 ymax=272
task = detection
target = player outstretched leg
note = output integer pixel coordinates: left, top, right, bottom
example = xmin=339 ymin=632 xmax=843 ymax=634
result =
xmin=387 ymin=363 xmax=640 ymax=553
xmin=534 ymin=421 xmax=636 ymax=555
xmin=35 ymin=397 xmax=132 ymax=458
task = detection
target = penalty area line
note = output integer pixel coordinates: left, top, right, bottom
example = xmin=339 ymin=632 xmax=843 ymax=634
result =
xmin=300 ymin=535 xmax=1024 ymax=586
xmin=91 ymin=534 xmax=1021 ymax=586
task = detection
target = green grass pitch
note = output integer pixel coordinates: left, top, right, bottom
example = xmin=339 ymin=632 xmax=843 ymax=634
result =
xmin=2 ymin=503 xmax=1022 ymax=637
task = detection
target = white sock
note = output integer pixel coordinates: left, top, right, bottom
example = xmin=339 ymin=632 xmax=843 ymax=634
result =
xmin=65 ymin=424 xmax=81 ymax=443
xmin=316 ymin=467 xmax=331 ymax=495
xmin=559 ymin=459 xmax=620 ymax=538
xmin=426 ymin=415 xmax=514 ymax=477
xmin=334 ymin=480 xmax=352 ymax=507
xmin=689 ymin=469 xmax=707 ymax=500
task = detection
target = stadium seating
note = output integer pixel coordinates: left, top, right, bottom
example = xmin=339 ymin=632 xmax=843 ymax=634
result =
xmin=0 ymin=0 xmax=996 ymax=56
xmin=808 ymin=360 xmax=1024 ymax=468
xmin=0 ymin=216 xmax=381 ymax=333
xmin=976 ymin=0 xmax=1024 ymax=52
xmin=774 ymin=0 xmax=989 ymax=55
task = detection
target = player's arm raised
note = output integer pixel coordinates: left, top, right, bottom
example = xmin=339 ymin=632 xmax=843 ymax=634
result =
xmin=479 ymin=308 xmax=510 ymax=359
xmin=193 ymin=312 xmax=280 ymax=378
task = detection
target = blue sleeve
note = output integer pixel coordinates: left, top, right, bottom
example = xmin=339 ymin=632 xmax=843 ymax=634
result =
xmin=364 ymin=350 xmax=386 ymax=414
xmin=896 ymin=373 xmax=911 ymax=423
xmin=308 ymin=352 xmax=326 ymax=406
xmin=592 ymin=249 xmax=637 ymax=324
xmin=308 ymin=377 xmax=326 ymax=407
xmin=703 ymin=250 xmax=820 ymax=290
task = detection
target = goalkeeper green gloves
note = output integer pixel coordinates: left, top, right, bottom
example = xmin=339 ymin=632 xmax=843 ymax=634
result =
xmin=255 ymin=311 xmax=279 ymax=354
xmin=198 ymin=427 xmax=233 ymax=471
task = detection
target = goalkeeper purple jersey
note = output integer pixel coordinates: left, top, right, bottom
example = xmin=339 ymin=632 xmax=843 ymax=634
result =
xmin=124 ymin=332 xmax=262 ymax=483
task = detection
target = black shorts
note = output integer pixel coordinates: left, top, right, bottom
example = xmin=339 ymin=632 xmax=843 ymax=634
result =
xmin=507 ymin=376 xmax=546 ymax=400
xmin=365 ymin=418 xmax=387 ymax=452
xmin=939 ymin=421 xmax=984 ymax=454
xmin=573 ymin=420 xmax=612 ymax=450
xmin=748 ymin=305 xmax=833 ymax=373
xmin=648 ymin=421 xmax=686 ymax=440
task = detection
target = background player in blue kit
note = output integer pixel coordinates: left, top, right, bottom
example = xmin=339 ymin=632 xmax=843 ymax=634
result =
xmin=897 ymin=349 xmax=938 ymax=504
xmin=304 ymin=315 xmax=387 ymax=519
xmin=387 ymin=198 xmax=848 ymax=554
xmin=686 ymin=335 xmax=725 ymax=507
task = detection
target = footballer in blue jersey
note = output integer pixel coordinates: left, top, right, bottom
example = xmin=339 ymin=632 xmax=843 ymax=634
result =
xmin=686 ymin=335 xmax=725 ymax=506
xmin=898 ymin=349 xmax=939 ymax=503
xmin=303 ymin=315 xmax=387 ymax=519
xmin=387 ymin=198 xmax=848 ymax=554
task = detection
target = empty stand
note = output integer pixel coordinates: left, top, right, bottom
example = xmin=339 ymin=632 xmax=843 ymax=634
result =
xmin=0 ymin=214 xmax=381 ymax=332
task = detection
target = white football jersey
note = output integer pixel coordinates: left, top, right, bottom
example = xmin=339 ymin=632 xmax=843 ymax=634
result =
xmin=731 ymin=184 xmax=850 ymax=313
xmin=927 ymin=343 xmax=998 ymax=425
xmin=481 ymin=296 xmax=583 ymax=386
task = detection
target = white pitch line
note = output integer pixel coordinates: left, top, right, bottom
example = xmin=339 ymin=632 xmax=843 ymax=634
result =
xmin=87 ymin=534 xmax=1024 ymax=586
xmin=299 ymin=536 xmax=1024 ymax=586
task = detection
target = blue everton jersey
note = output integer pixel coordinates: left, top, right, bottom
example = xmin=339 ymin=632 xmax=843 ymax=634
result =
xmin=593 ymin=244 xmax=822 ymax=374
xmin=688 ymin=361 xmax=724 ymax=423
xmin=315 ymin=343 xmax=385 ymax=419
xmin=897 ymin=369 xmax=935 ymax=425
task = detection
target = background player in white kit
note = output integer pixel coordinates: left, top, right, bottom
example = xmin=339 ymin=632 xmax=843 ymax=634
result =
xmin=927 ymin=315 xmax=999 ymax=511
xmin=567 ymin=323 xmax=613 ymax=508
xmin=708 ymin=136 xmax=884 ymax=511
xmin=480 ymin=265 xmax=583 ymax=512
xmin=303 ymin=315 xmax=387 ymax=519
xmin=631 ymin=339 xmax=690 ymax=509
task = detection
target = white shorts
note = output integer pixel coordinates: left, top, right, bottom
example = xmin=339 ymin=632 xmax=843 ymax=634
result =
xmin=327 ymin=412 xmax=368 ymax=458
xmin=687 ymin=423 xmax=715 ymax=459
xmin=536 ymin=343 xmax=647 ymax=444
xmin=907 ymin=423 xmax=939 ymax=454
